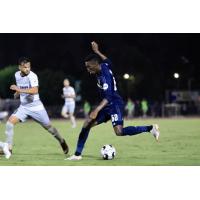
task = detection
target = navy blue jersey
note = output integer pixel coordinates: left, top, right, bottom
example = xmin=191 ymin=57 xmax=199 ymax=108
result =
xmin=96 ymin=59 xmax=124 ymax=107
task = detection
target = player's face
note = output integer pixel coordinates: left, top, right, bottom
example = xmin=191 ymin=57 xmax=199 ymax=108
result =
xmin=64 ymin=80 xmax=70 ymax=87
xmin=85 ymin=61 xmax=99 ymax=74
xmin=19 ymin=62 xmax=31 ymax=76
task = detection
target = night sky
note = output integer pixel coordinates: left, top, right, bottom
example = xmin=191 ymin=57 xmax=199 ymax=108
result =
xmin=0 ymin=33 xmax=200 ymax=103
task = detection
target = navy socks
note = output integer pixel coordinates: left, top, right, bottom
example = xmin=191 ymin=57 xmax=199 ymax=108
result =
xmin=122 ymin=125 xmax=152 ymax=136
xmin=75 ymin=128 xmax=90 ymax=156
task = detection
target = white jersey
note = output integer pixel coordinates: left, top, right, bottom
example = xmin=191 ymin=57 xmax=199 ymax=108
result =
xmin=15 ymin=71 xmax=41 ymax=107
xmin=13 ymin=71 xmax=49 ymax=123
xmin=63 ymin=86 xmax=75 ymax=103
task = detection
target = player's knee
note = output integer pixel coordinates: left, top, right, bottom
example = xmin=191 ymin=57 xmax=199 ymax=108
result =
xmin=114 ymin=126 xmax=123 ymax=136
xmin=114 ymin=129 xmax=123 ymax=136
xmin=43 ymin=124 xmax=52 ymax=130
xmin=115 ymin=130 xmax=123 ymax=136
xmin=83 ymin=122 xmax=91 ymax=129
xmin=83 ymin=118 xmax=93 ymax=129
xmin=8 ymin=116 xmax=19 ymax=125
xmin=69 ymin=113 xmax=74 ymax=117
xmin=6 ymin=121 xmax=14 ymax=129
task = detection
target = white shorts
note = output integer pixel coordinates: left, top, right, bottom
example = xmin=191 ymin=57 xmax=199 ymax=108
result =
xmin=0 ymin=111 xmax=8 ymax=119
xmin=62 ymin=102 xmax=75 ymax=114
xmin=12 ymin=104 xmax=50 ymax=126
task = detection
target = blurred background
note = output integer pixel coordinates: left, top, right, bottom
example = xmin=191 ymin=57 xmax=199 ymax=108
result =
xmin=0 ymin=33 xmax=200 ymax=120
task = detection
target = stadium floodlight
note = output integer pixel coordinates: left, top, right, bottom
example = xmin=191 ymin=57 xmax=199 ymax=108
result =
xmin=173 ymin=73 xmax=179 ymax=79
xmin=123 ymin=73 xmax=130 ymax=79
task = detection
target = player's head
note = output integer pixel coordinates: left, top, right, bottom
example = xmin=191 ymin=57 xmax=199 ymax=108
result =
xmin=18 ymin=57 xmax=31 ymax=76
xmin=84 ymin=54 xmax=101 ymax=74
xmin=63 ymin=78 xmax=70 ymax=87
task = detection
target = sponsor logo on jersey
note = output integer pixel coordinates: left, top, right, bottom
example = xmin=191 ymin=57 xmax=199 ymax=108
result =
xmin=97 ymin=83 xmax=108 ymax=90
xmin=20 ymin=86 xmax=29 ymax=89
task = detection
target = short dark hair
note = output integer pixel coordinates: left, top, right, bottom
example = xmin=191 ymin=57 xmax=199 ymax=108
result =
xmin=84 ymin=54 xmax=100 ymax=63
xmin=18 ymin=57 xmax=30 ymax=65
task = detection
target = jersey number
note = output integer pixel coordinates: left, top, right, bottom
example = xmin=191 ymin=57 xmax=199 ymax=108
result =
xmin=111 ymin=114 xmax=118 ymax=122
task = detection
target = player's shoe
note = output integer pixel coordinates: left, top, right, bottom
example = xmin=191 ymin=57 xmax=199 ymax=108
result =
xmin=65 ymin=155 xmax=82 ymax=161
xmin=0 ymin=146 xmax=12 ymax=155
xmin=60 ymin=139 xmax=69 ymax=154
xmin=150 ymin=124 xmax=160 ymax=142
xmin=72 ymin=124 xmax=76 ymax=128
xmin=2 ymin=143 xmax=11 ymax=159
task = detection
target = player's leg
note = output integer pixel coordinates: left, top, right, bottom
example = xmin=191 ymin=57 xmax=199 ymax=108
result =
xmin=42 ymin=124 xmax=69 ymax=154
xmin=73 ymin=118 xmax=97 ymax=157
xmin=113 ymin=124 xmax=151 ymax=135
xmin=66 ymin=119 xmax=98 ymax=160
xmin=61 ymin=105 xmax=69 ymax=119
xmin=111 ymin=104 xmax=159 ymax=141
xmin=5 ymin=115 xmax=20 ymax=149
xmin=68 ymin=102 xmax=76 ymax=128
xmin=67 ymin=109 xmax=110 ymax=160
xmin=113 ymin=123 xmax=159 ymax=141
xmin=5 ymin=105 xmax=27 ymax=151
xmin=30 ymin=108 xmax=69 ymax=154
xmin=0 ymin=106 xmax=26 ymax=156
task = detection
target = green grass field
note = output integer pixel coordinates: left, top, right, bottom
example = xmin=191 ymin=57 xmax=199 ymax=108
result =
xmin=0 ymin=118 xmax=200 ymax=166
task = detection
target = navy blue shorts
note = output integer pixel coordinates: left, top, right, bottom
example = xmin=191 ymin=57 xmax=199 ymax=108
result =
xmin=96 ymin=103 xmax=124 ymax=127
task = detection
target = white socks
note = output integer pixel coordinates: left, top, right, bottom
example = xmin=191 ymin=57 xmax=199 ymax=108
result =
xmin=70 ymin=116 xmax=76 ymax=128
xmin=5 ymin=121 xmax=14 ymax=146
xmin=0 ymin=141 xmax=5 ymax=149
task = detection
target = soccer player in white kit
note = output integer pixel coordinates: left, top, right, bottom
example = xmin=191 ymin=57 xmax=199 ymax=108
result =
xmin=61 ymin=79 xmax=76 ymax=128
xmin=3 ymin=57 xmax=69 ymax=158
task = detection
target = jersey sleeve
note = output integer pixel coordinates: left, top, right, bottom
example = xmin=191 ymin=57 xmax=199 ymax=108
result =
xmin=29 ymin=73 xmax=39 ymax=87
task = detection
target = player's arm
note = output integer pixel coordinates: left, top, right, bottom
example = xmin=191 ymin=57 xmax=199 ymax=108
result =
xmin=61 ymin=93 xmax=75 ymax=99
xmin=63 ymin=88 xmax=76 ymax=99
xmin=14 ymin=91 xmax=20 ymax=99
xmin=89 ymin=98 xmax=108 ymax=120
xmin=91 ymin=41 xmax=107 ymax=61
xmin=64 ymin=93 xmax=76 ymax=99
xmin=10 ymin=85 xmax=38 ymax=94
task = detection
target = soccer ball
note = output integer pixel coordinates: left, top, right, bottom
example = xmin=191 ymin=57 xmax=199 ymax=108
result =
xmin=100 ymin=144 xmax=116 ymax=160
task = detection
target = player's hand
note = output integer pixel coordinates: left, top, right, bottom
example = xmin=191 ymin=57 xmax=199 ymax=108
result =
xmin=91 ymin=41 xmax=99 ymax=53
xmin=10 ymin=85 xmax=20 ymax=92
xmin=89 ymin=109 xmax=99 ymax=119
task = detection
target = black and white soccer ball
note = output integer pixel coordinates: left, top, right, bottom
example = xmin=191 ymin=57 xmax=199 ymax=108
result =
xmin=100 ymin=144 xmax=116 ymax=160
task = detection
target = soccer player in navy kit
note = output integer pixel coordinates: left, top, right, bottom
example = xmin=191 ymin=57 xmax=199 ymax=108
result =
xmin=67 ymin=41 xmax=160 ymax=160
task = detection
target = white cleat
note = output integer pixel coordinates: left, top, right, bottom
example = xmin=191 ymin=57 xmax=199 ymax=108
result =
xmin=150 ymin=124 xmax=160 ymax=142
xmin=65 ymin=155 xmax=82 ymax=161
xmin=3 ymin=143 xmax=11 ymax=159
xmin=72 ymin=124 xmax=76 ymax=129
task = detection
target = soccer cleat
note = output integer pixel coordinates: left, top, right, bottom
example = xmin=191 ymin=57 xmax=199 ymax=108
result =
xmin=65 ymin=155 xmax=82 ymax=161
xmin=3 ymin=143 xmax=11 ymax=159
xmin=0 ymin=147 xmax=12 ymax=155
xmin=72 ymin=124 xmax=76 ymax=128
xmin=150 ymin=124 xmax=160 ymax=141
xmin=60 ymin=139 xmax=69 ymax=154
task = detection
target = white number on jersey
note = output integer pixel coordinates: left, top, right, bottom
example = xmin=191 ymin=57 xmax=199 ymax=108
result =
xmin=111 ymin=114 xmax=118 ymax=122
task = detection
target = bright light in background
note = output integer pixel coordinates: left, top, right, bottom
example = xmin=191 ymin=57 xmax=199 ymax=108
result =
xmin=123 ymin=73 xmax=130 ymax=79
xmin=174 ymin=73 xmax=180 ymax=79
